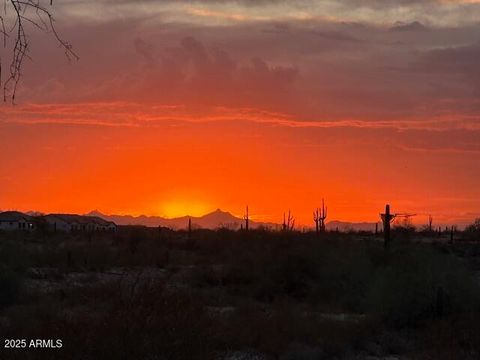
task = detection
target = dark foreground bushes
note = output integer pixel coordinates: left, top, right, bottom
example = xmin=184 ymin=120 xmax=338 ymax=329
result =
xmin=366 ymin=246 xmax=479 ymax=326
xmin=1 ymin=284 xmax=217 ymax=360
xmin=0 ymin=269 xmax=23 ymax=309
xmin=184 ymin=231 xmax=480 ymax=326
xmin=1 ymin=229 xmax=480 ymax=359
xmin=0 ymin=239 xmax=27 ymax=309
xmin=464 ymin=218 xmax=480 ymax=241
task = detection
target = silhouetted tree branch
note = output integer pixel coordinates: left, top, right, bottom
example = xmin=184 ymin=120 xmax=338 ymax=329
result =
xmin=0 ymin=0 xmax=77 ymax=103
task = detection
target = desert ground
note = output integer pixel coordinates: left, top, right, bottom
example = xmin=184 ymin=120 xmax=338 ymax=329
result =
xmin=1 ymin=226 xmax=480 ymax=360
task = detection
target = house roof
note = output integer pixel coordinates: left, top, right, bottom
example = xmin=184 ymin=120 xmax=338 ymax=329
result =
xmin=0 ymin=211 xmax=33 ymax=222
xmin=44 ymin=214 xmax=116 ymax=226
xmin=44 ymin=214 xmax=81 ymax=224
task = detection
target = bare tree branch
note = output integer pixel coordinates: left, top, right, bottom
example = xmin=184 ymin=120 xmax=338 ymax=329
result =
xmin=1 ymin=0 xmax=77 ymax=103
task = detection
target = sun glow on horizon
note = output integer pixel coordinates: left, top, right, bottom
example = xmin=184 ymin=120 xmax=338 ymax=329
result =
xmin=159 ymin=199 xmax=214 ymax=219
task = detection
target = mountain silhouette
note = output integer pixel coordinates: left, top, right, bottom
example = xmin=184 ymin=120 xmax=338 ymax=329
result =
xmin=86 ymin=209 xmax=278 ymax=230
xmin=86 ymin=209 xmax=380 ymax=231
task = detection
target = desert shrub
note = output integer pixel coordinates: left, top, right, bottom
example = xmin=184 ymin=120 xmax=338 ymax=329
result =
xmin=129 ymin=238 xmax=169 ymax=267
xmin=79 ymin=241 xmax=117 ymax=271
xmin=464 ymin=218 xmax=480 ymax=241
xmin=122 ymin=226 xmax=150 ymax=254
xmin=79 ymin=283 xmax=216 ymax=359
xmin=366 ymin=245 xmax=479 ymax=327
xmin=315 ymin=241 xmax=378 ymax=312
xmin=392 ymin=221 xmax=416 ymax=239
xmin=202 ymin=236 xmax=383 ymax=307
xmin=392 ymin=226 xmax=416 ymax=239
xmin=217 ymin=299 xmax=379 ymax=359
xmin=29 ymin=243 xmax=67 ymax=268
xmin=39 ymin=241 xmax=117 ymax=271
xmin=280 ymin=344 xmax=325 ymax=360
xmin=0 ymin=269 xmax=23 ymax=309
xmin=418 ymin=314 xmax=480 ymax=359
xmin=187 ymin=265 xmax=221 ymax=288
xmin=265 ymin=253 xmax=318 ymax=299
xmin=232 ymin=244 xmax=322 ymax=302
xmin=0 ymin=241 xmax=27 ymax=310
xmin=0 ymin=239 xmax=30 ymax=271
xmin=465 ymin=218 xmax=480 ymax=232
xmin=222 ymin=350 xmax=270 ymax=360
xmin=1 ymin=280 xmax=217 ymax=360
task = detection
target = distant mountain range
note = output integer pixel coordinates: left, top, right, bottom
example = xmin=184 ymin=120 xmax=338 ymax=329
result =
xmin=86 ymin=209 xmax=278 ymax=230
xmin=1 ymin=209 xmax=469 ymax=231
xmin=86 ymin=209 xmax=380 ymax=232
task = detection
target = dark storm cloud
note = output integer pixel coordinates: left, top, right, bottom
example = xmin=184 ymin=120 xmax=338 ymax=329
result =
xmin=13 ymin=0 xmax=480 ymax=123
xmin=389 ymin=21 xmax=429 ymax=32
xmin=417 ymin=42 xmax=480 ymax=88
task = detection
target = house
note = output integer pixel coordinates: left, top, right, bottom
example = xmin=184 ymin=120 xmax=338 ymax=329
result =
xmin=43 ymin=214 xmax=81 ymax=232
xmin=90 ymin=216 xmax=117 ymax=231
xmin=43 ymin=214 xmax=117 ymax=232
xmin=0 ymin=211 xmax=35 ymax=231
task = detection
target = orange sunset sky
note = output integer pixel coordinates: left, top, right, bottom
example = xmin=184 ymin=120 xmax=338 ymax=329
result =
xmin=1 ymin=0 xmax=480 ymax=226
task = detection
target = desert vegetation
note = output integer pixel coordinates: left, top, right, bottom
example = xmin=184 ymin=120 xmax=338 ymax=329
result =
xmin=1 ymin=222 xmax=480 ymax=359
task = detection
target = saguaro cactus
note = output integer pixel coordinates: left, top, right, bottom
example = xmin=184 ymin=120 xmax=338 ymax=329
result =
xmin=283 ymin=210 xmax=295 ymax=232
xmin=313 ymin=208 xmax=320 ymax=235
xmin=381 ymin=204 xmax=395 ymax=251
xmin=188 ymin=217 xmax=192 ymax=238
xmin=429 ymin=215 xmax=433 ymax=232
xmin=313 ymin=199 xmax=328 ymax=235
xmin=244 ymin=206 xmax=249 ymax=232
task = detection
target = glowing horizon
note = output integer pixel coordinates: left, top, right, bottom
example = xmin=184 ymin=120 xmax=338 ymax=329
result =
xmin=1 ymin=1 xmax=479 ymax=227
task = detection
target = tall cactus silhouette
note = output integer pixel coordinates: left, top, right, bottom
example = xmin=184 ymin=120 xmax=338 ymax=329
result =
xmin=450 ymin=226 xmax=455 ymax=244
xmin=283 ymin=210 xmax=295 ymax=232
xmin=313 ymin=199 xmax=328 ymax=234
xmin=381 ymin=204 xmax=395 ymax=251
xmin=429 ymin=215 xmax=433 ymax=232
xmin=313 ymin=209 xmax=320 ymax=235
xmin=243 ymin=206 xmax=249 ymax=232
